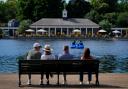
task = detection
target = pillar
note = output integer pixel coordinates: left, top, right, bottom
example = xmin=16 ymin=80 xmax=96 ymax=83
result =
xmin=48 ymin=28 xmax=50 ymax=37
xmin=67 ymin=28 xmax=69 ymax=36
xmin=55 ymin=28 xmax=57 ymax=36
xmin=61 ymin=28 xmax=63 ymax=35
xmin=92 ymin=28 xmax=94 ymax=37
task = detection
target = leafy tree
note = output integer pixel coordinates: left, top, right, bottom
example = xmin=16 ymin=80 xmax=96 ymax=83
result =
xmin=117 ymin=12 xmax=128 ymax=27
xmin=0 ymin=0 xmax=17 ymax=24
xmin=17 ymin=19 xmax=32 ymax=34
xmin=85 ymin=10 xmax=101 ymax=23
xmin=117 ymin=0 xmax=128 ymax=12
xmin=0 ymin=1 xmax=6 ymax=23
xmin=103 ymin=13 xmax=118 ymax=27
xmin=5 ymin=0 xmax=17 ymax=20
xmin=67 ymin=0 xmax=91 ymax=18
xmin=99 ymin=19 xmax=112 ymax=32
xmin=90 ymin=0 xmax=118 ymax=14
xmin=17 ymin=0 xmax=64 ymax=21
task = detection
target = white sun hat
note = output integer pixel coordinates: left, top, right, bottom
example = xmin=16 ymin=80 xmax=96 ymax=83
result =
xmin=43 ymin=44 xmax=53 ymax=52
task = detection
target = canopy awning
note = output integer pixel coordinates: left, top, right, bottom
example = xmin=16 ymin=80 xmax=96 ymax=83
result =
xmin=37 ymin=29 xmax=47 ymax=32
xmin=25 ymin=29 xmax=34 ymax=32
xmin=98 ymin=29 xmax=107 ymax=33
xmin=72 ymin=29 xmax=81 ymax=33
xmin=112 ymin=30 xmax=120 ymax=33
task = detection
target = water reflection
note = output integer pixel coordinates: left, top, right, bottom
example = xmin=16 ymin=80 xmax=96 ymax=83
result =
xmin=119 ymin=58 xmax=128 ymax=73
xmin=98 ymin=55 xmax=117 ymax=73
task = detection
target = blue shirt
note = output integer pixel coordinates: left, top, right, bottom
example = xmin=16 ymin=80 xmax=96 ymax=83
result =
xmin=58 ymin=52 xmax=73 ymax=60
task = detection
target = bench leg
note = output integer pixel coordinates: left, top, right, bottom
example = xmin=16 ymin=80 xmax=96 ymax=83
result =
xmin=57 ymin=72 xmax=59 ymax=85
xmin=95 ymin=73 xmax=99 ymax=86
xmin=19 ymin=74 xmax=21 ymax=86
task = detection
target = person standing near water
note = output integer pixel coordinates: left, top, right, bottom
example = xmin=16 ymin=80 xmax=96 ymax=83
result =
xmin=27 ymin=42 xmax=42 ymax=85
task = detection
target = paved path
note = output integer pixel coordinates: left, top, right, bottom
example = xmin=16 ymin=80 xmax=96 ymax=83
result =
xmin=0 ymin=73 xmax=128 ymax=89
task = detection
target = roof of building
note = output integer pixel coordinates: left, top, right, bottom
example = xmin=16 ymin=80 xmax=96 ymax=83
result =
xmin=30 ymin=18 xmax=99 ymax=28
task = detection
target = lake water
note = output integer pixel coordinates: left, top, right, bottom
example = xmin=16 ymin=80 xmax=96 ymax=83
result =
xmin=0 ymin=39 xmax=128 ymax=73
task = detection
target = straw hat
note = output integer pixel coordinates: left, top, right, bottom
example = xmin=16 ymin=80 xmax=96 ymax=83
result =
xmin=43 ymin=44 xmax=53 ymax=52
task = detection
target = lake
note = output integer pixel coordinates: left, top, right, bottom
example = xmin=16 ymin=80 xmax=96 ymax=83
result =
xmin=0 ymin=39 xmax=128 ymax=73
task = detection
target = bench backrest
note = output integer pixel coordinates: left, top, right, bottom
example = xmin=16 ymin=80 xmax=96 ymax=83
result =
xmin=19 ymin=60 xmax=99 ymax=74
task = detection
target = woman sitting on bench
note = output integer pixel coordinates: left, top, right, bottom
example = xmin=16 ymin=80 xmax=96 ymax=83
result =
xmin=79 ymin=48 xmax=95 ymax=85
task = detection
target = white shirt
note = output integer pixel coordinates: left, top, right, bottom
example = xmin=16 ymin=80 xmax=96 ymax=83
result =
xmin=41 ymin=54 xmax=55 ymax=60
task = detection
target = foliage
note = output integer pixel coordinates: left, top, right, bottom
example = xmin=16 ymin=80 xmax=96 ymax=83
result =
xmin=0 ymin=0 xmax=17 ymax=23
xmin=90 ymin=0 xmax=118 ymax=14
xmin=0 ymin=0 xmax=128 ymax=28
xmin=17 ymin=0 xmax=64 ymax=21
xmin=99 ymin=19 xmax=112 ymax=32
xmin=103 ymin=13 xmax=118 ymax=27
xmin=17 ymin=19 xmax=32 ymax=34
xmin=67 ymin=0 xmax=91 ymax=18
xmin=117 ymin=12 xmax=128 ymax=27
xmin=0 ymin=28 xmax=3 ymax=34
xmin=85 ymin=10 xmax=101 ymax=23
xmin=0 ymin=1 xmax=7 ymax=23
xmin=117 ymin=0 xmax=128 ymax=12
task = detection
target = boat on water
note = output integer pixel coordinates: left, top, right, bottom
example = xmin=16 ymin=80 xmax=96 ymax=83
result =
xmin=70 ymin=41 xmax=84 ymax=49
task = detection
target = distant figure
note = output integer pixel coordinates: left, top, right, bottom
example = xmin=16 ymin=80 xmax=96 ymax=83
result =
xmin=79 ymin=40 xmax=83 ymax=45
xmin=41 ymin=44 xmax=55 ymax=85
xmin=58 ymin=45 xmax=73 ymax=84
xmin=79 ymin=48 xmax=94 ymax=85
xmin=72 ymin=40 xmax=76 ymax=45
xmin=27 ymin=42 xmax=42 ymax=85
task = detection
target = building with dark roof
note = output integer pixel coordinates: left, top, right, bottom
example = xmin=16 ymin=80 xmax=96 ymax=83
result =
xmin=30 ymin=18 xmax=99 ymax=37
xmin=30 ymin=9 xmax=100 ymax=37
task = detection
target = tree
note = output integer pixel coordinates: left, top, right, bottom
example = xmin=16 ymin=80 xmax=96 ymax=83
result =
xmin=0 ymin=1 xmax=7 ymax=24
xmin=99 ymin=19 xmax=112 ymax=32
xmin=67 ymin=0 xmax=91 ymax=18
xmin=5 ymin=0 xmax=17 ymax=20
xmin=17 ymin=19 xmax=32 ymax=34
xmin=103 ymin=13 xmax=118 ymax=27
xmin=117 ymin=12 xmax=128 ymax=27
xmin=0 ymin=0 xmax=17 ymax=25
xmin=17 ymin=0 xmax=64 ymax=21
xmin=90 ymin=0 xmax=118 ymax=14
xmin=117 ymin=0 xmax=128 ymax=12
xmin=85 ymin=10 xmax=101 ymax=23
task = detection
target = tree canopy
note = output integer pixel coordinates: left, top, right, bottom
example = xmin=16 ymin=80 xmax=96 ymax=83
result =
xmin=17 ymin=0 xmax=64 ymax=21
xmin=0 ymin=0 xmax=128 ymax=28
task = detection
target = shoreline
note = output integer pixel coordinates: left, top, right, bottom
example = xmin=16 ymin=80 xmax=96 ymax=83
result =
xmin=1 ymin=36 xmax=128 ymax=41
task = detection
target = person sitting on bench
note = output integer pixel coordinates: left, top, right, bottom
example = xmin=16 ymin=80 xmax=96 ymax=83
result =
xmin=79 ymin=48 xmax=95 ymax=85
xmin=41 ymin=44 xmax=55 ymax=85
xmin=27 ymin=42 xmax=42 ymax=85
xmin=58 ymin=45 xmax=73 ymax=84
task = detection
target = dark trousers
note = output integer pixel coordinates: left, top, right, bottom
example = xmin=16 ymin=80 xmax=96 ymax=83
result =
xmin=79 ymin=72 xmax=92 ymax=82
